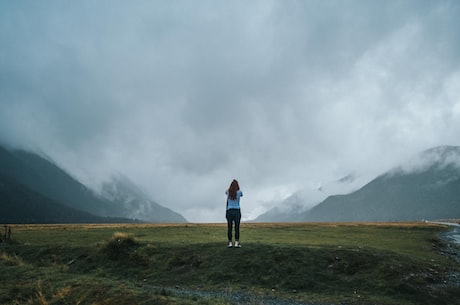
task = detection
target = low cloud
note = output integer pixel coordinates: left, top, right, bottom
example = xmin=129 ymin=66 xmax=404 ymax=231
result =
xmin=1 ymin=1 xmax=460 ymax=221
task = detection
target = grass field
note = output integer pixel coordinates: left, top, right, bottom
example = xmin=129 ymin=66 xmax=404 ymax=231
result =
xmin=0 ymin=222 xmax=459 ymax=305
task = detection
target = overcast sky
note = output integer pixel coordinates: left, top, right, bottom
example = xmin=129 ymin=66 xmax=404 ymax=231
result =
xmin=1 ymin=1 xmax=460 ymax=222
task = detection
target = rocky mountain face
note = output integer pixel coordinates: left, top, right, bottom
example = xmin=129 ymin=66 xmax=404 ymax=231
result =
xmin=0 ymin=146 xmax=187 ymax=223
xmin=257 ymin=146 xmax=460 ymax=222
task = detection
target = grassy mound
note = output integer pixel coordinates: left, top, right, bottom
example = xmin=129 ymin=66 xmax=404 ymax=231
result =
xmin=102 ymin=231 xmax=140 ymax=260
xmin=86 ymin=242 xmax=456 ymax=304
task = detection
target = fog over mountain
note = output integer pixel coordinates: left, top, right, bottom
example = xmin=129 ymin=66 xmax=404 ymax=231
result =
xmin=255 ymin=173 xmax=367 ymax=221
xmin=0 ymin=146 xmax=186 ymax=223
xmin=257 ymin=146 xmax=460 ymax=222
xmin=1 ymin=1 xmax=460 ymax=222
xmin=100 ymin=174 xmax=187 ymax=223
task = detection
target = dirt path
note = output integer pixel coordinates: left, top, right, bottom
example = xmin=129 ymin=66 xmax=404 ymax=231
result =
xmin=159 ymin=286 xmax=327 ymax=305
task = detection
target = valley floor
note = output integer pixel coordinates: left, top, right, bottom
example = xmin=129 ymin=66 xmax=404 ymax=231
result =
xmin=1 ymin=222 xmax=460 ymax=305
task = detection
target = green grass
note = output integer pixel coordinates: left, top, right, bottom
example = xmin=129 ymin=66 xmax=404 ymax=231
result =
xmin=1 ymin=223 xmax=459 ymax=305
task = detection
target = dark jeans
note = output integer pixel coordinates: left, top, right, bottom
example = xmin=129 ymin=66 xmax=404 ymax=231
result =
xmin=226 ymin=209 xmax=241 ymax=241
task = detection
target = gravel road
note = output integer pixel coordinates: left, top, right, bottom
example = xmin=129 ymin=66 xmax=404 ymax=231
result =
xmin=165 ymin=286 xmax=336 ymax=305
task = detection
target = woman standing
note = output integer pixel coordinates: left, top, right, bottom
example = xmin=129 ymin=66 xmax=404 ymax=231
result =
xmin=226 ymin=179 xmax=243 ymax=248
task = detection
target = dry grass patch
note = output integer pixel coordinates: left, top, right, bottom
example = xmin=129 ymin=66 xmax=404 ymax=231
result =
xmin=0 ymin=251 xmax=24 ymax=266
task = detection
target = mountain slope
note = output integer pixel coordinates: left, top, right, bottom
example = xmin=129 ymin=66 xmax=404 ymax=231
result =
xmin=254 ymin=191 xmax=311 ymax=222
xmin=301 ymin=146 xmax=460 ymax=222
xmin=0 ymin=145 xmax=187 ymax=223
xmin=0 ymin=146 xmax=117 ymax=216
xmin=100 ymin=175 xmax=187 ymax=223
xmin=0 ymin=173 xmax=133 ymax=224
xmin=255 ymin=174 xmax=364 ymax=222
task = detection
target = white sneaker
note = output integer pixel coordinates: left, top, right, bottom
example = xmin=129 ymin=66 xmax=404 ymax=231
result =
xmin=227 ymin=242 xmax=233 ymax=248
xmin=235 ymin=241 xmax=241 ymax=248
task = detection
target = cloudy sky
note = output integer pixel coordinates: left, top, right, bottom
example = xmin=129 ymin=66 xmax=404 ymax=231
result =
xmin=1 ymin=1 xmax=460 ymax=222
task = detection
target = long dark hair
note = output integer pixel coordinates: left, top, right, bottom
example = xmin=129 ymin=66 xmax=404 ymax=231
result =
xmin=227 ymin=179 xmax=240 ymax=200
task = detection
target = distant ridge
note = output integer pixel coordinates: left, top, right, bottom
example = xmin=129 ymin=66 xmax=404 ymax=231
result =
xmin=302 ymin=145 xmax=460 ymax=222
xmin=0 ymin=145 xmax=187 ymax=223
xmin=0 ymin=146 xmax=115 ymax=216
xmin=257 ymin=146 xmax=460 ymax=222
xmin=0 ymin=172 xmax=135 ymax=224
xmin=100 ymin=174 xmax=187 ymax=223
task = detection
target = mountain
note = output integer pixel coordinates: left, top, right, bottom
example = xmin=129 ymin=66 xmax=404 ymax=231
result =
xmin=0 ymin=145 xmax=187 ymax=223
xmin=255 ymin=173 xmax=364 ymax=222
xmin=0 ymin=172 xmax=133 ymax=224
xmin=0 ymin=146 xmax=116 ymax=217
xmin=100 ymin=175 xmax=187 ymax=223
xmin=254 ymin=191 xmax=312 ymax=222
xmin=300 ymin=146 xmax=460 ymax=222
